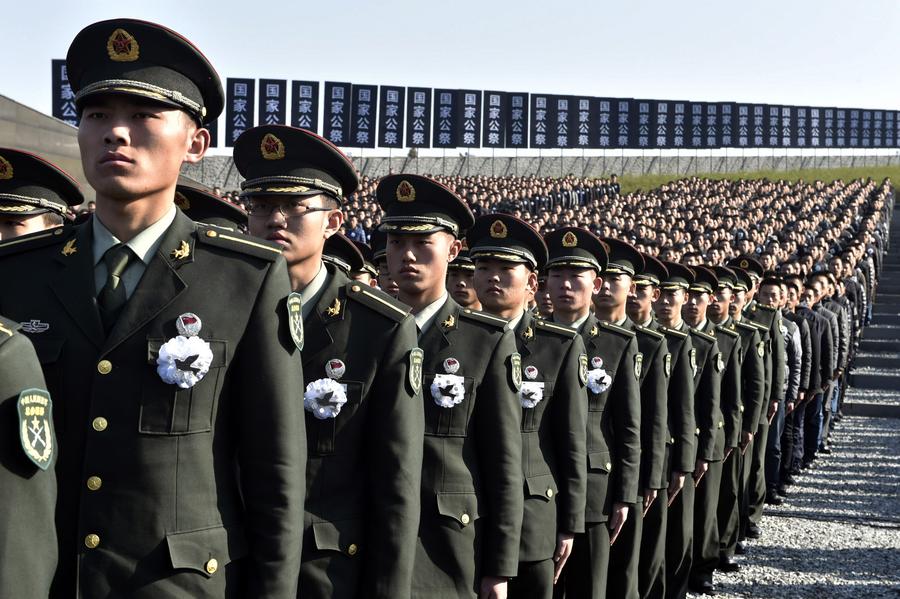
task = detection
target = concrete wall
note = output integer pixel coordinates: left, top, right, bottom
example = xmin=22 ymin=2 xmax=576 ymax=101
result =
xmin=183 ymin=153 xmax=900 ymax=191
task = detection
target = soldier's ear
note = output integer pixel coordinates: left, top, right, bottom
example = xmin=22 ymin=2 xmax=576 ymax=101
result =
xmin=446 ymin=235 xmax=462 ymax=263
xmin=591 ymin=274 xmax=603 ymax=295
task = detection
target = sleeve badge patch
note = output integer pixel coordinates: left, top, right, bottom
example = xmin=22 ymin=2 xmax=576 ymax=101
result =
xmin=408 ymin=348 xmax=424 ymax=395
xmin=18 ymin=388 xmax=54 ymax=470
xmin=690 ymin=348 xmax=698 ymax=377
xmin=578 ymin=353 xmax=589 ymax=387
xmin=287 ymin=292 xmax=304 ymax=351
xmin=757 ymin=341 xmax=765 ymax=358
xmin=634 ymin=353 xmax=644 ymax=379
xmin=664 ymin=353 xmax=672 ymax=378
xmin=509 ymin=352 xmax=522 ymax=391
xmin=715 ymin=352 xmax=725 ymax=373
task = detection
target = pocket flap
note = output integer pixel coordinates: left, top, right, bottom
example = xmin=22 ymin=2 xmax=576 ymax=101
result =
xmin=525 ymin=473 xmax=558 ymax=501
xmin=148 ymin=338 xmax=228 ymax=368
xmin=312 ymin=518 xmax=363 ymax=556
xmin=31 ymin=338 xmax=64 ymax=364
xmin=588 ymin=451 xmax=612 ymax=473
xmin=436 ymin=492 xmax=480 ymax=526
xmin=166 ymin=525 xmax=247 ymax=577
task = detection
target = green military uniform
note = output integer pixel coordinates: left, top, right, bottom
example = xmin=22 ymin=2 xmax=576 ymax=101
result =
xmin=542 ymin=228 xmax=641 ymax=599
xmin=467 ymin=215 xmax=587 ymax=599
xmin=234 ymin=125 xmax=425 ymax=599
xmin=377 ymin=175 xmax=524 ymax=598
xmin=0 ymin=20 xmax=307 ymax=598
xmin=0 ymin=317 xmax=57 ymax=599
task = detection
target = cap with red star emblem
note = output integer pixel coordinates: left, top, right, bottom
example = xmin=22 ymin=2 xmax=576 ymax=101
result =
xmin=174 ymin=184 xmax=246 ymax=230
xmin=376 ymin=174 xmax=474 ymax=238
xmin=543 ymin=227 xmax=608 ymax=273
xmin=467 ymin=214 xmax=547 ymax=270
xmin=0 ymin=148 xmax=83 ymax=217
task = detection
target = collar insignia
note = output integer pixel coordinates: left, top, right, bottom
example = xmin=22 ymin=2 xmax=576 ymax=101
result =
xmin=261 ymin=133 xmax=286 ymax=160
xmin=325 ymin=297 xmax=342 ymax=318
xmin=523 ymin=326 xmax=533 ymax=341
xmin=170 ymin=240 xmax=190 ymax=261
xmin=441 ymin=314 xmax=455 ymax=329
xmin=590 ymin=325 xmax=599 ymax=337
xmin=107 ymin=28 xmax=139 ymax=62
xmin=61 ymin=238 xmax=77 ymax=256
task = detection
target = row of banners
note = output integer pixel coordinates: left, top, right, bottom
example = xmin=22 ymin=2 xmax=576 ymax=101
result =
xmin=52 ymin=60 xmax=900 ymax=150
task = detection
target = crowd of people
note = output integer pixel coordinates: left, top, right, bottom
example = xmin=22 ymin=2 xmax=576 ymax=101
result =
xmin=0 ymin=15 xmax=893 ymax=599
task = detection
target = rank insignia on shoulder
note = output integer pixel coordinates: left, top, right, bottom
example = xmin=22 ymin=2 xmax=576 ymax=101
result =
xmin=578 ymin=354 xmax=588 ymax=386
xmin=634 ymin=353 xmax=643 ymax=379
xmin=509 ymin=352 xmax=522 ymax=391
xmin=664 ymin=353 xmax=672 ymax=378
xmin=408 ymin=348 xmax=424 ymax=395
xmin=18 ymin=388 xmax=54 ymax=470
xmin=287 ymin=293 xmax=304 ymax=351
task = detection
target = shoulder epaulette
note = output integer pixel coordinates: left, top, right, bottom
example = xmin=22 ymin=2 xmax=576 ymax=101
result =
xmin=345 ymin=282 xmax=410 ymax=323
xmin=756 ymin=304 xmax=778 ymax=313
xmin=660 ymin=326 xmax=689 ymax=339
xmin=0 ymin=226 xmax=69 ymax=258
xmin=459 ymin=308 xmax=508 ymax=328
xmin=634 ymin=324 xmax=665 ymax=340
xmin=735 ymin=321 xmax=760 ymax=334
xmin=689 ymin=328 xmax=717 ymax=343
xmin=715 ymin=324 xmax=740 ymax=338
xmin=195 ymin=225 xmax=281 ymax=261
xmin=0 ymin=317 xmax=18 ymax=345
xmin=599 ymin=321 xmax=636 ymax=339
xmin=535 ymin=319 xmax=578 ymax=338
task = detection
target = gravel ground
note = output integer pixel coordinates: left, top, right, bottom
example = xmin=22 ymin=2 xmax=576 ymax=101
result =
xmin=844 ymin=388 xmax=900 ymax=407
xmin=687 ymin=416 xmax=900 ymax=598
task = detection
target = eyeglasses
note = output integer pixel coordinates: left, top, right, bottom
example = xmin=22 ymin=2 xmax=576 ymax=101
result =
xmin=247 ymin=199 xmax=333 ymax=219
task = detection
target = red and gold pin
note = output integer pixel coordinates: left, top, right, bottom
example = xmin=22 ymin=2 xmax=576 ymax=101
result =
xmin=107 ymin=28 xmax=139 ymax=62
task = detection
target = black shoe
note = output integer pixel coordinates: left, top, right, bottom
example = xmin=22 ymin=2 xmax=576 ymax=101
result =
xmin=689 ymin=579 xmax=717 ymax=595
xmin=765 ymin=489 xmax=783 ymax=505
xmin=801 ymin=460 xmax=814 ymax=470
xmin=777 ymin=484 xmax=789 ymax=497
xmin=735 ymin=540 xmax=748 ymax=555
xmin=819 ymin=446 xmax=833 ymax=455
xmin=718 ymin=557 xmax=741 ymax=573
xmin=746 ymin=524 xmax=762 ymax=539
xmin=783 ymin=473 xmax=796 ymax=485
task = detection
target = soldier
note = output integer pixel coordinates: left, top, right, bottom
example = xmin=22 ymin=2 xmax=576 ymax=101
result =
xmin=536 ymin=274 xmax=554 ymax=319
xmin=814 ymin=271 xmax=850 ymax=451
xmin=782 ymin=274 xmax=813 ymax=492
xmin=802 ymin=276 xmax=838 ymax=468
xmin=468 ymin=214 xmax=588 ymax=599
xmin=0 ymin=19 xmax=307 ymax=597
xmin=380 ymin=174 xmax=523 ymax=599
xmin=653 ymin=261 xmax=697 ymax=599
xmin=544 ymin=227 xmax=641 ymax=599
xmin=349 ymin=239 xmax=379 ymax=286
xmin=370 ymin=229 xmax=399 ymax=297
xmin=0 ymin=148 xmax=83 ymax=240
xmin=239 ymin=125 xmax=425 ymax=599
xmin=0 ymin=316 xmax=57 ymax=598
xmin=173 ymin=184 xmax=247 ymax=230
xmin=627 ymin=255 xmax=694 ymax=599
xmin=596 ymin=239 xmax=666 ymax=599
xmin=680 ymin=266 xmax=724 ymax=598
xmin=447 ymin=247 xmax=482 ymax=310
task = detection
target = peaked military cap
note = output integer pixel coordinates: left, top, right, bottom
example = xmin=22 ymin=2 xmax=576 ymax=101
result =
xmin=730 ymin=267 xmax=754 ymax=292
xmin=0 ymin=149 xmax=83 ymax=216
xmin=66 ymin=19 xmax=224 ymax=125
xmin=468 ymin=214 xmax=548 ymax=271
xmin=234 ymin=125 xmax=358 ymax=203
xmin=634 ymin=252 xmax=668 ymax=287
xmin=376 ymin=174 xmax=474 ymax=237
xmin=727 ymin=254 xmax=764 ymax=281
xmin=660 ymin=260 xmax=695 ymax=291
xmin=689 ymin=265 xmax=718 ymax=294
xmin=711 ymin=266 xmax=738 ymax=290
xmin=543 ymin=227 xmax=608 ymax=273
xmin=323 ymin=232 xmax=365 ymax=274
xmin=370 ymin=228 xmax=388 ymax=263
xmin=174 ymin=184 xmax=246 ymax=229
xmin=760 ymin=271 xmax=785 ymax=288
xmin=351 ymin=239 xmax=378 ymax=277
xmin=448 ymin=247 xmax=475 ymax=271
xmin=600 ymin=237 xmax=645 ymax=277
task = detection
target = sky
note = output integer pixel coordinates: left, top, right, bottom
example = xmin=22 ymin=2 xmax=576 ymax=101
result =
xmin=2 ymin=0 xmax=898 ymax=128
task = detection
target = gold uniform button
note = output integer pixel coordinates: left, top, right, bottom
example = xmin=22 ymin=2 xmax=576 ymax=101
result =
xmin=347 ymin=543 xmax=358 ymax=556
xmin=460 ymin=513 xmax=471 ymax=525
xmin=92 ymin=417 xmax=108 ymax=432
xmin=97 ymin=360 xmax=112 ymax=375
xmin=84 ymin=534 xmax=100 ymax=549
xmin=206 ymin=230 xmax=218 ymax=238
xmin=205 ymin=558 xmax=218 ymax=574
xmin=546 ymin=488 xmax=554 ymax=498
xmin=86 ymin=476 xmax=102 ymax=491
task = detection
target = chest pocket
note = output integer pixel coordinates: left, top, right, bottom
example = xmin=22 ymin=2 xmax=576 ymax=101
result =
xmin=140 ymin=338 xmax=228 ymax=435
xmin=424 ymin=374 xmax=476 ymax=437
xmin=521 ymin=380 xmax=555 ymax=432
xmin=307 ymin=380 xmax=364 ymax=455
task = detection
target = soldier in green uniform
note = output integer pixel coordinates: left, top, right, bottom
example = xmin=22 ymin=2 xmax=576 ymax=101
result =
xmin=690 ymin=266 xmax=742 ymax=594
xmin=467 ymin=214 xmax=588 ymax=599
xmin=0 ymin=317 xmax=57 ymax=598
xmin=596 ymin=239 xmax=666 ymax=599
xmin=348 ymin=239 xmax=379 ymax=286
xmin=0 ymin=19 xmax=307 ymax=598
xmin=654 ymin=261 xmax=699 ymax=599
xmin=239 ymin=125 xmax=425 ymax=599
xmin=379 ymin=174 xmax=523 ymax=599
xmin=448 ymin=247 xmax=482 ymax=310
xmin=726 ymin=264 xmax=768 ymax=557
xmin=543 ymin=227 xmax=641 ymax=599
xmin=173 ymin=184 xmax=247 ymax=231
xmin=678 ymin=266 xmax=723 ymax=598
xmin=0 ymin=149 xmax=83 ymax=240
xmin=627 ymin=255 xmax=695 ymax=599
xmin=370 ymin=229 xmax=399 ymax=297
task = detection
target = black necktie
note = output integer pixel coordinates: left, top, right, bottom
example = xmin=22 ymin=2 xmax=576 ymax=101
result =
xmin=98 ymin=243 xmax=133 ymax=333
